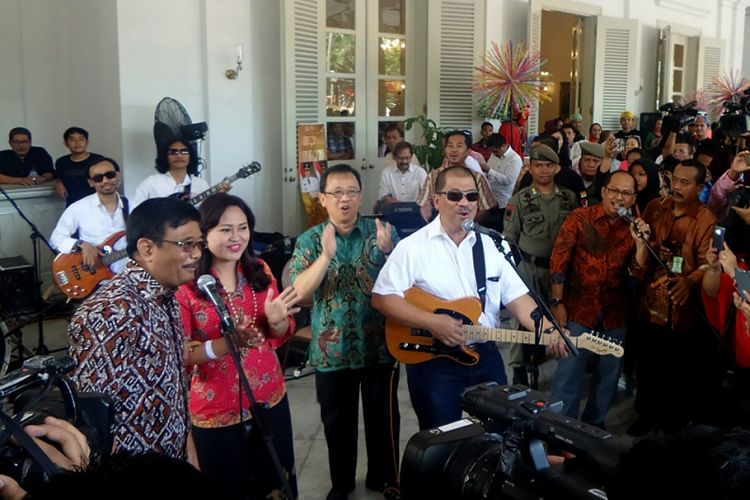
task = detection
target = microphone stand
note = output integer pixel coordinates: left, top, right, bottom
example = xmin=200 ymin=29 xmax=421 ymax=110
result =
xmin=0 ymin=185 xmax=57 ymax=356
xmin=479 ymin=231 xmax=579 ymax=359
xmin=219 ymin=319 xmax=295 ymax=500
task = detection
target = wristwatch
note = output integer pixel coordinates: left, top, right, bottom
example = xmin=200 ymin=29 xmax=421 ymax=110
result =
xmin=549 ymin=297 xmax=564 ymax=307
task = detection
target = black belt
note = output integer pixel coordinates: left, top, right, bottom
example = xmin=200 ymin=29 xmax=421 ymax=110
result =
xmin=520 ymin=250 xmax=550 ymax=268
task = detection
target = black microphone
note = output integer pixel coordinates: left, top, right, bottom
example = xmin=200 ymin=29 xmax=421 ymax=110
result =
xmin=462 ymin=219 xmax=504 ymax=240
xmin=197 ymin=274 xmax=235 ymax=331
xmin=616 ymin=206 xmax=638 ymax=225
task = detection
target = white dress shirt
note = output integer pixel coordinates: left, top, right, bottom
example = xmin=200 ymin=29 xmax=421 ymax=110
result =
xmin=377 ymin=163 xmax=428 ymax=202
xmin=132 ymin=172 xmax=210 ymax=208
xmin=486 ymin=148 xmax=523 ymax=209
xmin=50 ymin=192 xmax=128 ymax=272
xmin=373 ymin=217 xmax=528 ymax=328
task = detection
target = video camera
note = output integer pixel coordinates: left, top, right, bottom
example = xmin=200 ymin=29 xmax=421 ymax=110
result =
xmin=400 ymin=383 xmax=631 ymax=500
xmin=719 ymin=88 xmax=750 ymax=137
xmin=0 ymin=356 xmax=114 ymax=489
xmin=659 ymin=100 xmax=699 ymax=135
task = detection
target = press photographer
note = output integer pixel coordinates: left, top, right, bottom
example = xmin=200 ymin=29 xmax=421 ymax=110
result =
xmin=400 ymin=383 xmax=630 ymax=500
xmin=0 ymin=356 xmax=113 ymax=498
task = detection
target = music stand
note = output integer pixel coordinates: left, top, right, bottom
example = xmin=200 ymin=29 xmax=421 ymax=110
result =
xmin=380 ymin=202 xmax=426 ymax=239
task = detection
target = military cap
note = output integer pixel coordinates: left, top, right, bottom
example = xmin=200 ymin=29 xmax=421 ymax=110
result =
xmin=530 ymin=144 xmax=559 ymax=164
xmin=579 ymin=141 xmax=605 ymax=159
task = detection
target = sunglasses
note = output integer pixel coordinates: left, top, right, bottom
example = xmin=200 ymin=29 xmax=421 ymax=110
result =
xmin=437 ymin=190 xmax=480 ymax=202
xmin=91 ymin=171 xmax=117 ymax=183
xmin=168 ymin=148 xmax=190 ymax=156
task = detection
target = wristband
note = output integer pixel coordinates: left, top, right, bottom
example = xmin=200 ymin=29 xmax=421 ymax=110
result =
xmin=204 ymin=340 xmax=219 ymax=360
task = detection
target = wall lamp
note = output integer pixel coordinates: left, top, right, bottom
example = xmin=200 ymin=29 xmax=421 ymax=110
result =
xmin=225 ymin=44 xmax=243 ymax=80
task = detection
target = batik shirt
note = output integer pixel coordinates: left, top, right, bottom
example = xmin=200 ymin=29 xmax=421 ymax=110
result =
xmin=288 ymin=217 xmax=398 ymax=372
xmin=68 ymin=261 xmax=189 ymax=459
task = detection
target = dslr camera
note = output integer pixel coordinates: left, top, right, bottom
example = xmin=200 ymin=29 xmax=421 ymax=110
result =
xmin=400 ymin=383 xmax=630 ymax=500
xmin=0 ymin=356 xmax=114 ymax=489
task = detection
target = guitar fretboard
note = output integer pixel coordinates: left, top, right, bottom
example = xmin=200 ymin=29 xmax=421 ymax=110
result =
xmin=188 ymin=173 xmax=241 ymax=205
xmin=464 ymin=325 xmax=569 ymax=347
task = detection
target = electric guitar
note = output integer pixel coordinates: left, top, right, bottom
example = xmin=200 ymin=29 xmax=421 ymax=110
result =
xmin=52 ymin=163 xmax=261 ymax=299
xmin=385 ymin=287 xmax=624 ymax=366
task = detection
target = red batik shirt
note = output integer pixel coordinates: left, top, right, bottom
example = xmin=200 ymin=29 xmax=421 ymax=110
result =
xmin=550 ymin=204 xmax=636 ymax=330
xmin=176 ymin=260 xmax=294 ymax=428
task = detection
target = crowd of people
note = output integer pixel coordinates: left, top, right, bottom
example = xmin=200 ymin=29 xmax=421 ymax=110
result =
xmin=0 ymin=104 xmax=749 ymax=499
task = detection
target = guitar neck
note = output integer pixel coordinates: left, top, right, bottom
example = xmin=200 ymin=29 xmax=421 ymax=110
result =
xmin=463 ymin=325 xmax=572 ymax=347
xmin=189 ymin=173 xmax=239 ymax=205
xmin=101 ymin=249 xmax=129 ymax=266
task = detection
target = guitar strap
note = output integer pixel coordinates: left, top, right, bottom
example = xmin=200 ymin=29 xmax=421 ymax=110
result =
xmin=121 ymin=196 xmax=129 ymax=223
xmin=472 ymin=235 xmax=487 ymax=311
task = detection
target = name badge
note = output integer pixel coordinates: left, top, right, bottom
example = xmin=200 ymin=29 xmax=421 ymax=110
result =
xmin=671 ymin=256 xmax=684 ymax=274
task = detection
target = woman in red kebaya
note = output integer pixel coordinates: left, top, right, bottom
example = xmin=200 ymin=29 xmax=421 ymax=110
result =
xmin=177 ymin=193 xmax=301 ymax=499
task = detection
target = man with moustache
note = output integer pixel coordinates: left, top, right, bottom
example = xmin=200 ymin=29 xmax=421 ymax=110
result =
xmin=50 ymin=158 xmax=130 ymax=273
xmin=377 ymin=141 xmax=427 ymax=206
xmin=549 ymin=171 xmax=650 ymax=428
xmin=0 ymin=127 xmax=54 ymax=185
xmin=68 ymin=197 xmax=203 ymax=459
xmin=288 ymin=164 xmax=400 ymax=500
xmin=628 ymin=159 xmax=716 ymax=436
xmin=373 ymin=166 xmax=569 ymax=431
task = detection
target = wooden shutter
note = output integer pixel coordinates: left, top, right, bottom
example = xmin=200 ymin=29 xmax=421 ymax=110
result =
xmin=591 ymin=16 xmax=638 ymax=131
xmin=657 ymin=26 xmax=672 ymax=109
xmin=427 ymin=0 xmax=484 ymax=130
xmin=526 ymin=0 xmax=542 ymax=136
xmin=281 ymin=0 xmax=323 ymax=234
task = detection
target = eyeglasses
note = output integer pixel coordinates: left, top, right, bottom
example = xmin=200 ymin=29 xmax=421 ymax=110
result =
xmin=91 ymin=171 xmax=117 ymax=183
xmin=437 ymin=190 xmax=480 ymax=202
xmin=157 ymin=239 xmax=206 ymax=252
xmin=168 ymin=148 xmax=190 ymax=156
xmin=605 ymin=186 xmax=635 ymax=198
xmin=323 ymin=189 xmax=361 ymax=199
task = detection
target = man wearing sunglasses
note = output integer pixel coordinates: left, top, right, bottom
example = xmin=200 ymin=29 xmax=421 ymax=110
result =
xmin=50 ymin=158 xmax=130 ymax=273
xmin=373 ymin=166 xmax=568 ymax=431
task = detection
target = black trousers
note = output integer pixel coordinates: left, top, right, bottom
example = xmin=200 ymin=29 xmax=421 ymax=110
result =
xmin=315 ymin=363 xmax=400 ymax=493
xmin=191 ymin=395 xmax=297 ymax=500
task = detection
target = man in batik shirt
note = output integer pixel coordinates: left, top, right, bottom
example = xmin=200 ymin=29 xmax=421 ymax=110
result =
xmin=68 ymin=197 xmax=202 ymax=459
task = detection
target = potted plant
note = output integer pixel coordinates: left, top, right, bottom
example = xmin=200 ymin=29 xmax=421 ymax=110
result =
xmin=404 ymin=115 xmax=447 ymax=171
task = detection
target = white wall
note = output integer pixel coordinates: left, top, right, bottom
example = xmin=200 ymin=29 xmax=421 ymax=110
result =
xmin=115 ymin=0 xmax=282 ymax=231
xmin=0 ymin=0 xmax=121 ymax=162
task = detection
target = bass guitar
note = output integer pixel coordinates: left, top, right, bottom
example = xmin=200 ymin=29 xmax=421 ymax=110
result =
xmin=52 ymin=163 xmax=261 ymax=299
xmin=385 ymin=287 xmax=624 ymax=366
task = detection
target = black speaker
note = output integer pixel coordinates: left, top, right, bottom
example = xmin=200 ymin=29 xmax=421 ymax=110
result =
xmin=0 ymin=256 xmax=36 ymax=314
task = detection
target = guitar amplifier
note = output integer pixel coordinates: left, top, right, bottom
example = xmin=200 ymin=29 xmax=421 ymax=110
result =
xmin=0 ymin=256 xmax=36 ymax=313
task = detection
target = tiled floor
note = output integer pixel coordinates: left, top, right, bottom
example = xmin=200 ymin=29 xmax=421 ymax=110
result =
xmin=6 ymin=309 xmax=638 ymax=500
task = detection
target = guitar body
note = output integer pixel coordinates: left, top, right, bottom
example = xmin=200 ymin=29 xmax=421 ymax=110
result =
xmin=385 ymin=288 xmax=483 ymax=366
xmin=385 ymin=287 xmax=625 ymax=365
xmin=52 ymin=231 xmax=124 ymax=299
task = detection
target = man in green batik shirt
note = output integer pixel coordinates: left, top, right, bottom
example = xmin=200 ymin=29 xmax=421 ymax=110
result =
xmin=288 ymin=164 xmax=400 ymax=500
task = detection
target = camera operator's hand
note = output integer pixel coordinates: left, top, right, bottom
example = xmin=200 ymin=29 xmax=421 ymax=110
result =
xmin=20 ymin=416 xmax=91 ymax=472
xmin=427 ymin=313 xmax=465 ymax=347
xmin=731 ymin=204 xmax=750 ymax=226
xmin=0 ymin=474 xmax=26 ymax=500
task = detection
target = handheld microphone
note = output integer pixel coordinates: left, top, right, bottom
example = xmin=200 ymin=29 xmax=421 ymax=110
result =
xmin=197 ymin=274 xmax=235 ymax=331
xmin=462 ymin=219 xmax=505 ymax=241
xmin=616 ymin=206 xmax=637 ymax=225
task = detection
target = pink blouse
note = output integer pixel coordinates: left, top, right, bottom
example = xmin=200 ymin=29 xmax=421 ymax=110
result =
xmin=176 ymin=260 xmax=294 ymax=428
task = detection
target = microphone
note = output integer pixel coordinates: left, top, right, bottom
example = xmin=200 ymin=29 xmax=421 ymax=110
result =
xmin=462 ymin=219 xmax=504 ymax=240
xmin=616 ymin=206 xmax=637 ymax=225
xmin=197 ymin=274 xmax=235 ymax=331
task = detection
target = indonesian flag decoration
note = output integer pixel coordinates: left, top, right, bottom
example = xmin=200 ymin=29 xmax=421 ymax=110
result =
xmin=473 ymin=41 xmax=551 ymax=120
xmin=705 ymin=70 xmax=750 ymax=115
